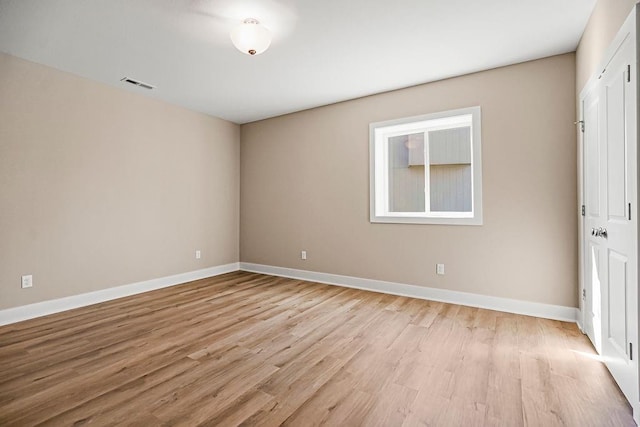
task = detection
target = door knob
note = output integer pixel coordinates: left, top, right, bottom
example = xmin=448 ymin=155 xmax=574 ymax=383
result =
xmin=591 ymin=228 xmax=597 ymax=236
xmin=599 ymin=228 xmax=608 ymax=238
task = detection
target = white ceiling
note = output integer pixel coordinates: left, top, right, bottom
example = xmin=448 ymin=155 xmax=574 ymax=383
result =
xmin=0 ymin=0 xmax=596 ymax=124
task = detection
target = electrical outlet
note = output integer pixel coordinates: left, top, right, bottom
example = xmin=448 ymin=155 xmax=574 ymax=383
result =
xmin=436 ymin=264 xmax=445 ymax=275
xmin=21 ymin=275 xmax=33 ymax=289
xmin=195 ymin=250 xmax=201 ymax=259
xmin=301 ymin=250 xmax=307 ymax=260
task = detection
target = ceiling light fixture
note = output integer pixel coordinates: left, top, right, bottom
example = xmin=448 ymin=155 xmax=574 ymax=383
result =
xmin=230 ymin=18 xmax=272 ymax=56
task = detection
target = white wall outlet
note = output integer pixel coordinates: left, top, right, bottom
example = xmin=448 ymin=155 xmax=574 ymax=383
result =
xmin=21 ymin=275 xmax=33 ymax=289
xmin=301 ymin=250 xmax=307 ymax=260
xmin=195 ymin=250 xmax=201 ymax=259
xmin=436 ymin=264 xmax=445 ymax=275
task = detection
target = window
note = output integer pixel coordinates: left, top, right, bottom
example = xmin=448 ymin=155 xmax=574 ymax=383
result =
xmin=369 ymin=106 xmax=482 ymax=225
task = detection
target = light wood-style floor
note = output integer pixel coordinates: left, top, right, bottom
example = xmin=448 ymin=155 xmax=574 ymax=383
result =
xmin=0 ymin=271 xmax=634 ymax=426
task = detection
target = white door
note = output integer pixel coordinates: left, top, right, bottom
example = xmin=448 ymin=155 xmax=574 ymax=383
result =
xmin=581 ymin=31 xmax=638 ymax=410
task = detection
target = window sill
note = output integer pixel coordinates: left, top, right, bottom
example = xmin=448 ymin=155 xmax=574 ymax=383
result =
xmin=370 ymin=215 xmax=483 ymax=226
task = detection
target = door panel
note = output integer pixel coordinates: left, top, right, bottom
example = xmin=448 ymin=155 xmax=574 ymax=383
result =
xmin=587 ymin=242 xmax=602 ymax=349
xmin=585 ymin=95 xmax=600 ymax=218
xmin=606 ymin=71 xmax=627 ymax=220
xmin=608 ymin=249 xmax=628 ymax=357
xmin=582 ymin=89 xmax=602 ymax=347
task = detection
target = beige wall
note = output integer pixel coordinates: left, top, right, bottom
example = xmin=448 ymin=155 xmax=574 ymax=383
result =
xmin=576 ymin=0 xmax=636 ymax=92
xmin=241 ymin=53 xmax=578 ymax=307
xmin=0 ymin=52 xmax=240 ymax=310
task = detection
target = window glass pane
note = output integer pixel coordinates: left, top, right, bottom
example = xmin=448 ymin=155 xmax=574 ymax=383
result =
xmin=429 ymin=126 xmax=471 ymax=164
xmin=388 ymin=133 xmax=425 ymax=212
xmin=429 ymin=127 xmax=472 ymax=212
xmin=430 ymin=165 xmax=472 ymax=212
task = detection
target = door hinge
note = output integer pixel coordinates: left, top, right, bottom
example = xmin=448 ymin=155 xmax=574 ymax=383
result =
xmin=630 ymin=343 xmax=633 ymax=361
xmin=582 ymin=289 xmax=586 ymax=300
xmin=575 ymin=120 xmax=585 ymax=133
xmin=628 ymin=64 xmax=631 ymax=83
xmin=581 ymin=205 xmax=585 ymax=216
xmin=629 ymin=203 xmax=632 ymax=221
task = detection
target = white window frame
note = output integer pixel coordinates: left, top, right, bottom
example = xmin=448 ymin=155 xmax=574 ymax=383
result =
xmin=369 ymin=106 xmax=483 ymax=225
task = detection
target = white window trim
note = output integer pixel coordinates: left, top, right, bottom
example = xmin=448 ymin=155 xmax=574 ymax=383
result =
xmin=369 ymin=106 xmax=483 ymax=225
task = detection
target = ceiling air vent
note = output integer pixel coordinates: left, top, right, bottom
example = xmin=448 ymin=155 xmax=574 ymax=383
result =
xmin=120 ymin=77 xmax=156 ymax=90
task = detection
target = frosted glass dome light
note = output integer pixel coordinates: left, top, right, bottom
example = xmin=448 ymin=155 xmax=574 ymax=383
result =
xmin=230 ymin=18 xmax=272 ymax=56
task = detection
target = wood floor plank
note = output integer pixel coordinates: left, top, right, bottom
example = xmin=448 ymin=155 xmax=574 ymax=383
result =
xmin=0 ymin=271 xmax=634 ymax=426
xmin=279 ymin=368 xmax=359 ymax=426
xmin=361 ymin=382 xmax=417 ymax=426
xmin=249 ymin=356 xmax=358 ymax=427
xmin=38 ymin=357 xmax=200 ymax=426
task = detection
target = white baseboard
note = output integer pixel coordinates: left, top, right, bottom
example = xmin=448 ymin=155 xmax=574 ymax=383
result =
xmin=575 ymin=309 xmax=584 ymax=333
xmin=0 ymin=262 xmax=240 ymax=326
xmin=240 ymin=262 xmax=578 ymax=323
